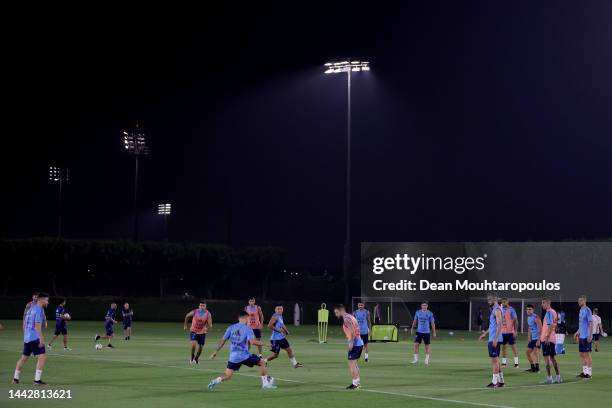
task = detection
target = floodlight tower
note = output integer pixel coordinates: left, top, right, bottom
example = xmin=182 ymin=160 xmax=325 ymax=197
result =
xmin=323 ymin=59 xmax=370 ymax=305
xmin=157 ymin=203 xmax=171 ymax=241
xmin=48 ymin=166 xmax=70 ymax=237
xmin=122 ymin=121 xmax=149 ymax=242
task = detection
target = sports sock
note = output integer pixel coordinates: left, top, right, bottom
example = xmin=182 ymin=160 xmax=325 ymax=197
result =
xmin=413 ymin=353 xmax=418 ymax=361
xmin=214 ymin=377 xmax=222 ymax=384
xmin=502 ymin=358 xmax=507 ymax=365
xmin=583 ymin=366 xmax=587 ymax=374
xmin=290 ymin=357 xmax=297 ymax=366
xmin=14 ymin=370 xmax=21 ymax=380
xmin=35 ymin=370 xmax=42 ymax=381
xmin=492 ymin=374 xmax=499 ymax=384
xmin=364 ymin=353 xmax=369 ymax=359
xmin=352 ymin=377 xmax=360 ymax=386
xmin=535 ymin=363 xmax=540 ymax=370
xmin=531 ymin=363 xmax=535 ymax=370
xmin=424 ymin=354 xmax=430 ymax=364
xmin=514 ymin=357 xmax=519 ymax=365
xmin=499 ymin=372 xmax=504 ymax=383
xmin=261 ymin=376 xmax=269 ymax=385
xmin=587 ymin=367 xmax=592 ymax=376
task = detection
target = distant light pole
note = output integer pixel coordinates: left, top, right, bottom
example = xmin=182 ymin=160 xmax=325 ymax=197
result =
xmin=123 ymin=122 xmax=149 ymax=242
xmin=157 ymin=203 xmax=172 ymax=241
xmin=48 ymin=166 xmax=70 ymax=238
xmin=324 ymin=59 xmax=370 ymax=306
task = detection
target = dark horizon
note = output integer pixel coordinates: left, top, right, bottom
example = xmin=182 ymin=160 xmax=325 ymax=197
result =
xmin=3 ymin=1 xmax=612 ymax=269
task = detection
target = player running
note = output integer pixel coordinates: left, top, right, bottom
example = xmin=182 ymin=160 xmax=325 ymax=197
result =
xmin=540 ymin=298 xmax=562 ymax=384
xmin=208 ymin=311 xmax=277 ymax=390
xmin=13 ymin=292 xmax=49 ymax=385
xmin=592 ymin=308 xmax=602 ymax=352
xmin=478 ymin=293 xmax=505 ymax=388
xmin=122 ymin=302 xmax=134 ymax=340
xmin=265 ymin=305 xmax=303 ymax=368
xmin=183 ymin=301 xmax=212 ymax=364
xmin=524 ymin=304 xmax=541 ymax=372
xmin=353 ymin=302 xmax=372 ymax=362
xmin=574 ymin=295 xmax=593 ymax=379
xmin=245 ymin=297 xmax=264 ymax=355
xmin=500 ymin=298 xmax=519 ymax=368
xmin=95 ymin=302 xmax=118 ymax=348
xmin=410 ymin=301 xmax=436 ymax=366
xmin=48 ymin=299 xmax=71 ymax=351
xmin=334 ymin=304 xmax=364 ymax=389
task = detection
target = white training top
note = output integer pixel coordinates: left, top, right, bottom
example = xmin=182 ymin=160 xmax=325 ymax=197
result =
xmin=592 ymin=315 xmax=602 ymax=334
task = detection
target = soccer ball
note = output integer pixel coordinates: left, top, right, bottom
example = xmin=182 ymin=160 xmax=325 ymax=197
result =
xmin=95 ymin=343 xmax=103 ymax=351
xmin=603 ymin=332 xmax=608 ymax=338
xmin=449 ymin=331 xmax=454 ymax=336
xmin=63 ymin=313 xmax=71 ymax=320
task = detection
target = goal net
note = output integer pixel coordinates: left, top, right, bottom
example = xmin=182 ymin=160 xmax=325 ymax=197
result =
xmin=351 ymin=296 xmax=414 ymax=328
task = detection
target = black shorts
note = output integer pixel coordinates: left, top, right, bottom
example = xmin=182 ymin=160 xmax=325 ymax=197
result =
xmin=593 ymin=334 xmax=600 ymax=341
xmin=227 ymin=354 xmax=261 ymax=371
xmin=578 ymin=338 xmax=592 ymax=353
xmin=23 ymin=340 xmax=46 ymax=356
xmin=270 ymin=338 xmax=290 ymax=353
xmin=502 ymin=333 xmax=515 ymax=345
xmin=414 ymin=332 xmax=431 ymax=345
xmin=488 ymin=341 xmax=501 ymax=358
xmin=190 ymin=332 xmax=206 ymax=346
xmin=54 ymin=326 xmax=67 ymax=336
xmin=252 ymin=329 xmax=262 ymax=339
xmin=527 ymin=339 xmax=540 ymax=350
xmin=123 ymin=321 xmax=132 ymax=330
xmin=348 ymin=345 xmax=363 ymax=360
xmin=360 ymin=334 xmax=369 ymax=345
xmin=105 ymin=323 xmax=114 ymax=336
xmin=542 ymin=342 xmax=556 ymax=357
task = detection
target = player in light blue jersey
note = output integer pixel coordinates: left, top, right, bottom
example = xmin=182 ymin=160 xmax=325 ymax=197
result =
xmin=479 ymin=293 xmax=505 ymax=388
xmin=410 ymin=301 xmax=436 ymax=365
xmin=13 ymin=292 xmax=49 ymax=385
xmin=265 ymin=305 xmax=303 ymax=368
xmin=574 ymin=295 xmax=593 ymax=379
xmin=525 ymin=304 xmax=541 ymax=372
xmin=208 ymin=311 xmax=277 ymax=390
xmin=353 ymin=302 xmax=371 ymax=362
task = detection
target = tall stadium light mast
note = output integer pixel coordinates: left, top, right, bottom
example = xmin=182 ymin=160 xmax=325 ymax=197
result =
xmin=157 ymin=203 xmax=172 ymax=241
xmin=324 ymin=59 xmax=370 ymax=306
xmin=48 ymin=166 xmax=70 ymax=238
xmin=122 ymin=121 xmax=149 ymax=242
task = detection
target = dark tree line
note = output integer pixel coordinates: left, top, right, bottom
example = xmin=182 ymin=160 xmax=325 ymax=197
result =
xmin=0 ymin=238 xmax=287 ymax=300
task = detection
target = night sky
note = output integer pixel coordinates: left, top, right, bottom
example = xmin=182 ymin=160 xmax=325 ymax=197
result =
xmin=3 ymin=2 xmax=612 ymax=269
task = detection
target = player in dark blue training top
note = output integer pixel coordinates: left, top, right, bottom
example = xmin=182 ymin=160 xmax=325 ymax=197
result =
xmin=95 ymin=302 xmax=118 ymax=348
xmin=48 ymin=299 xmax=71 ymax=351
xmin=122 ymin=302 xmax=134 ymax=340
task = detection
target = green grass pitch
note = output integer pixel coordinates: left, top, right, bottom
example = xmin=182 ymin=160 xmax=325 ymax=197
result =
xmin=1 ymin=320 xmax=610 ymax=407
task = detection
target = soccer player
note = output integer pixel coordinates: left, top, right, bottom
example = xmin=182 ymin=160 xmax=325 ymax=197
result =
xmin=524 ymin=304 xmax=541 ymax=372
xmin=592 ymin=308 xmax=602 ymax=352
xmin=410 ymin=301 xmax=436 ymax=365
xmin=573 ymin=295 xmax=593 ymax=379
xmin=265 ymin=305 xmax=303 ymax=368
xmin=555 ymin=310 xmax=568 ymax=354
xmin=540 ymin=298 xmax=562 ymax=384
xmin=183 ymin=300 xmax=212 ymax=364
xmin=122 ymin=302 xmax=134 ymax=340
xmin=353 ymin=302 xmax=371 ymax=362
xmin=245 ymin=297 xmax=264 ymax=355
xmin=500 ymin=298 xmax=519 ymax=368
xmin=95 ymin=302 xmax=118 ymax=348
xmin=13 ymin=292 xmax=49 ymax=385
xmin=23 ymin=292 xmax=47 ymax=330
xmin=48 ymin=299 xmax=71 ymax=351
xmin=334 ymin=304 xmax=364 ymax=389
xmin=208 ymin=311 xmax=277 ymax=390
xmin=478 ymin=293 xmax=504 ymax=388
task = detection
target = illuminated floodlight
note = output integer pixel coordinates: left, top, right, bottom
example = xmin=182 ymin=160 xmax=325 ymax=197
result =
xmin=48 ymin=166 xmax=69 ymax=183
xmin=121 ymin=122 xmax=149 ymax=156
xmin=158 ymin=203 xmax=172 ymax=215
xmin=323 ymin=59 xmax=370 ymax=74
